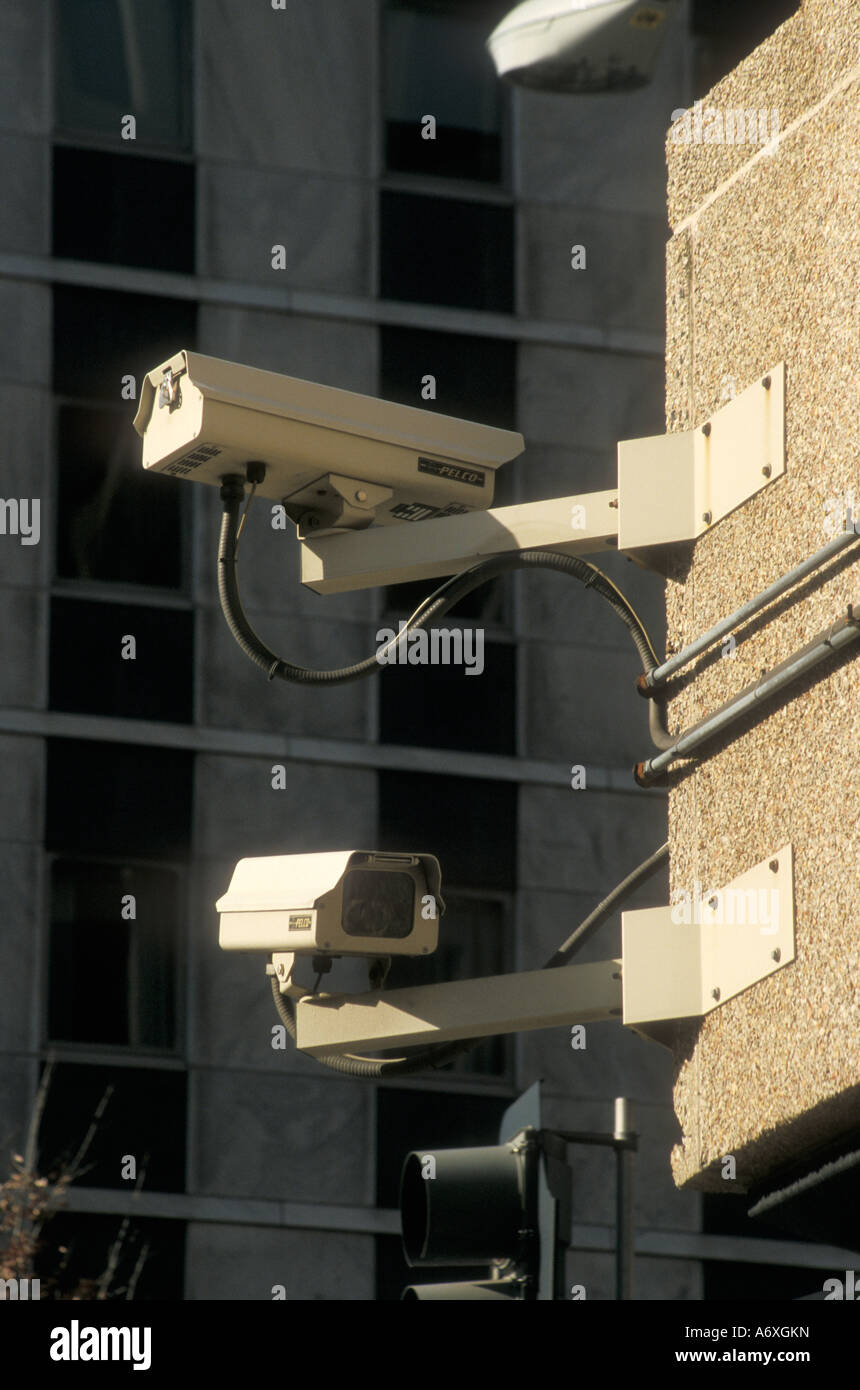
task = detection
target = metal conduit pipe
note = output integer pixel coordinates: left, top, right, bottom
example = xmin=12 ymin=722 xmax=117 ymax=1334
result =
xmin=635 ymin=608 xmax=860 ymax=786
xmin=638 ymin=529 xmax=860 ymax=694
xmin=648 ymin=691 xmax=676 ymax=751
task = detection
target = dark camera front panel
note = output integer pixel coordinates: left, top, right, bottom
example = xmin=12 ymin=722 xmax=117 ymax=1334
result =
xmin=342 ymin=870 xmax=415 ymax=939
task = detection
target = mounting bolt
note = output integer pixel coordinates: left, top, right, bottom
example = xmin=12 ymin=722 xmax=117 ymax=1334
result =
xmin=762 ymin=465 xmax=772 ymax=478
xmin=762 ymin=375 xmax=771 ymax=390
xmin=702 ymin=511 xmax=712 ymax=525
xmin=355 ymin=489 xmax=367 ymax=502
xmin=769 ymin=859 xmax=779 ymax=872
xmin=771 ymin=948 xmax=781 ymax=963
xmin=712 ymin=987 xmax=721 ymax=1002
xmin=276 ymin=962 xmax=286 ymax=978
xmin=702 ymin=421 xmax=712 ymax=437
xmin=708 ymin=895 xmax=719 ymax=910
xmin=608 ymin=497 xmax=619 ymax=509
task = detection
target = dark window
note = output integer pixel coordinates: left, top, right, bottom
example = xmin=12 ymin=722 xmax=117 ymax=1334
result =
xmin=379 ymin=326 xmax=518 ymax=621
xmin=384 ymin=892 xmax=511 ymax=1076
xmin=703 ymin=1190 xmax=791 ymax=1241
xmin=378 ymin=637 xmax=515 ymax=754
xmin=35 ymin=1212 xmax=186 ymax=1300
xmin=705 ymin=1148 xmax=860 ymax=1250
xmin=379 ymin=771 xmax=516 ymax=890
xmin=703 ymin=1145 xmax=860 ymax=1295
xmin=380 ymin=326 xmax=517 ymax=431
xmin=691 ymin=1 xmax=801 ymax=95
xmin=377 ymin=772 xmax=516 ymax=1075
xmin=45 ymin=739 xmax=193 ymax=861
xmin=49 ymin=597 xmax=194 ymax=723
xmin=56 ymin=405 xmax=184 ymax=588
xmin=48 ymin=858 xmax=180 ymax=1050
xmin=701 ymin=1189 xmax=838 ymax=1299
xmin=380 ymin=190 xmax=514 ymax=312
xmin=702 ymin=1260 xmax=831 ymax=1302
xmin=383 ymin=574 xmax=512 ymax=626
xmin=55 ymin=0 xmax=192 ymax=152
xmin=52 ymin=285 xmax=196 ymax=399
xmin=53 ymin=147 xmax=195 ymax=273
xmin=384 ymin=1 xmax=507 ymax=182
xmin=375 ymin=1086 xmax=511 ymax=1298
xmin=376 ymin=1085 xmax=510 ymax=1207
xmin=37 ymin=1062 xmax=187 ymax=1193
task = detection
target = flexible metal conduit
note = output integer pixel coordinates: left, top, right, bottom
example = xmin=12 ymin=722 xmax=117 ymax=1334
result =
xmin=639 ymin=529 xmax=860 ymax=693
xmin=635 ymin=608 xmax=860 ymax=785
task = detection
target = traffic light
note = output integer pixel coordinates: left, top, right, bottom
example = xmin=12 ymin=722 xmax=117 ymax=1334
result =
xmin=398 ymin=1082 xmax=572 ymax=1300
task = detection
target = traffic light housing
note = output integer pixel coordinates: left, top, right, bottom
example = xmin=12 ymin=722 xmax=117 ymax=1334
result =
xmin=398 ymin=1082 xmax=572 ymax=1300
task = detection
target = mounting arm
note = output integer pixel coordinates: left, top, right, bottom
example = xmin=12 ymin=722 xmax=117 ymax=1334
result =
xmin=301 ymin=366 xmax=784 ymax=594
xmin=288 ymin=846 xmax=795 ymax=1057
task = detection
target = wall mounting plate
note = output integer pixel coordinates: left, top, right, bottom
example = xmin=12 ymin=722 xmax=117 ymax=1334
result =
xmin=618 ymin=363 xmax=785 ymax=570
xmin=622 ymin=843 xmax=795 ymax=1038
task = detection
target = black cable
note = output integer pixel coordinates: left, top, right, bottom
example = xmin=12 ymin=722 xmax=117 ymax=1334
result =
xmin=543 ymin=841 xmax=669 ymax=968
xmin=217 ymin=477 xmax=659 ymax=684
xmin=217 ymin=476 xmax=665 ymax=1075
xmin=271 ymin=839 xmax=668 ymax=1078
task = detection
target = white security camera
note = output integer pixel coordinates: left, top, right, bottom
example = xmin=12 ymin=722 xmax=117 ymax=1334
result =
xmin=217 ymin=850 xmax=443 ymax=956
xmin=487 ymin=0 xmax=677 ymax=93
xmin=133 ymin=350 xmax=523 ymax=536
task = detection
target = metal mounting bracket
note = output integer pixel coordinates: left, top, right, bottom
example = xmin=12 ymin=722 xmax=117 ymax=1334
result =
xmin=618 ymin=363 xmax=785 ymax=573
xmin=284 ymin=849 xmax=794 ymax=1059
xmin=266 ymin=952 xmax=308 ymax=1001
xmin=283 ymin=474 xmax=395 ymax=537
xmin=294 ymin=958 xmax=623 ymax=1057
xmin=622 ymin=843 xmax=795 ymax=1040
xmin=299 ymin=364 xmax=785 ymax=593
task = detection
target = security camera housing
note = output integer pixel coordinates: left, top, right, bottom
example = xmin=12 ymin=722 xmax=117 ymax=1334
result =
xmin=487 ymin=0 xmax=677 ymax=93
xmin=217 ymin=850 xmax=443 ymax=956
xmin=133 ymin=350 xmax=523 ymax=535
